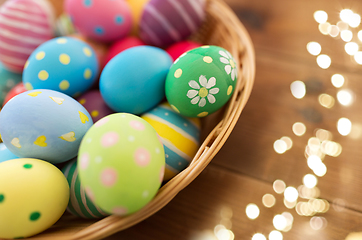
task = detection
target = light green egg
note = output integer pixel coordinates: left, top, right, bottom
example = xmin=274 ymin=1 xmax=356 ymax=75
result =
xmin=77 ymin=113 xmax=165 ymax=216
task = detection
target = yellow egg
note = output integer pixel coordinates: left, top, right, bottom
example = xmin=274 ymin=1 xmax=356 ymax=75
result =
xmin=126 ymin=0 xmax=150 ymax=35
xmin=0 ymin=158 xmax=69 ymax=239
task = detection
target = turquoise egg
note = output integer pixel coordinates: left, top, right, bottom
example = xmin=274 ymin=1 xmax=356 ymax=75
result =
xmin=23 ymin=37 xmax=99 ymax=98
xmin=141 ymin=103 xmax=201 ymax=181
xmin=0 ymin=62 xmax=22 ymax=106
xmin=0 ymin=89 xmax=93 ymax=164
xmin=62 ymin=159 xmax=108 ymax=219
xmin=99 ymin=46 xmax=172 ymax=114
xmin=0 ymin=143 xmax=19 ymax=163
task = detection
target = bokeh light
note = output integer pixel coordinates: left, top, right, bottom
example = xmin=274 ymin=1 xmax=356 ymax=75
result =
xmin=328 ymin=25 xmax=339 ymax=37
xmin=337 ymin=21 xmax=349 ymax=31
xmin=340 ymin=9 xmax=354 ymax=23
xmin=284 ymin=198 xmax=297 ymax=209
xmin=313 ymin=162 xmax=327 ymax=177
xmin=273 ymin=215 xmax=287 ymax=231
xmin=349 ymin=13 xmax=361 ymax=28
xmin=280 ymin=136 xmax=293 ymax=150
xmin=246 ymin=204 xmax=260 ymax=220
xmin=284 ymin=187 xmax=298 ymax=202
xmin=293 ymin=122 xmax=306 ymax=136
xmin=303 ymin=174 xmax=318 ymax=188
xmin=354 ymin=51 xmax=362 ymax=64
xmin=314 ymin=10 xmax=328 ymax=23
xmin=316 ymin=129 xmax=333 ymax=141
xmin=307 ymin=42 xmax=322 ymax=55
xmin=215 ymin=227 xmax=234 ymax=240
xmin=310 ymin=217 xmax=327 ymax=230
xmin=319 ymin=22 xmax=331 ymax=35
xmin=273 ymin=180 xmax=286 ymax=194
xmin=318 ymin=94 xmax=335 ymax=108
xmin=252 ymin=233 xmax=266 ymax=240
xmin=274 ymin=140 xmax=287 ymax=154
xmin=316 ymin=54 xmax=331 ymax=69
xmin=262 ymin=194 xmax=276 ymax=208
xmin=331 ymin=74 xmax=345 ymax=88
xmin=308 ymin=137 xmax=321 ymax=151
xmin=341 ymin=30 xmax=353 ymax=42
xmin=337 ymin=117 xmax=352 ymax=136
xmin=321 ymin=140 xmax=342 ymax=157
xmin=358 ymin=30 xmax=362 ymax=41
xmin=269 ymin=231 xmax=283 ymax=240
xmin=345 ymin=42 xmax=359 ymax=55
xmin=290 ymin=80 xmax=306 ymax=99
xmin=337 ymin=89 xmax=353 ymax=106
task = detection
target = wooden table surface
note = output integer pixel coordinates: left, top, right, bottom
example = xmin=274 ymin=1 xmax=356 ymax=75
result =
xmin=104 ymin=0 xmax=362 ymax=239
xmin=9 ymin=0 xmax=362 ymax=239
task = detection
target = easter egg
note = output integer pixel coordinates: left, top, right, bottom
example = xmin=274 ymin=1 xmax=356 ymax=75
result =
xmin=77 ymin=90 xmax=114 ymax=123
xmin=70 ymin=34 xmax=109 ymax=70
xmin=2 ymin=82 xmax=27 ymax=107
xmin=0 ymin=62 xmax=22 ymax=106
xmin=166 ymin=40 xmax=202 ymax=61
xmin=141 ymin=103 xmax=201 ymax=181
xmin=100 ymin=46 xmax=172 ymax=114
xmin=165 ymin=45 xmax=238 ymax=118
xmin=62 ymin=159 xmax=108 ymax=219
xmin=0 ymin=158 xmax=69 ymax=239
xmin=139 ymin=0 xmax=206 ymax=47
xmin=104 ymin=36 xmax=145 ymax=65
xmin=55 ymin=13 xmax=77 ymax=37
xmin=0 ymin=143 xmax=19 ymax=163
xmin=23 ymin=37 xmax=99 ymax=97
xmin=126 ymin=0 xmax=150 ymax=35
xmin=0 ymin=0 xmax=55 ymax=72
xmin=78 ymin=113 xmax=165 ymax=216
xmin=0 ymin=89 xmax=93 ymax=164
xmin=65 ymin=0 xmax=132 ymax=43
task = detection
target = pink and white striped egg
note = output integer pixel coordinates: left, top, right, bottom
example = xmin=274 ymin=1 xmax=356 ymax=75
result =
xmin=0 ymin=0 xmax=55 ymax=73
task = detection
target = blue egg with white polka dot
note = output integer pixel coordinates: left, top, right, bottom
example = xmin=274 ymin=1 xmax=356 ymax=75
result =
xmin=0 ymin=62 xmax=22 ymax=106
xmin=22 ymin=37 xmax=99 ymax=98
xmin=0 ymin=143 xmax=19 ymax=163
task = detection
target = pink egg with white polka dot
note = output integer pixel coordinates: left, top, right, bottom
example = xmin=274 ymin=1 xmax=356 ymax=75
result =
xmin=65 ymin=0 xmax=133 ymax=43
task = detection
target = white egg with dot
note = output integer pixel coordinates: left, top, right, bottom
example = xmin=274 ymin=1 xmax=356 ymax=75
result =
xmin=23 ymin=37 xmax=99 ymax=97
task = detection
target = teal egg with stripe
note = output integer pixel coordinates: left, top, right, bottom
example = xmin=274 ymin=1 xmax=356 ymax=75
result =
xmin=61 ymin=159 xmax=108 ymax=219
xmin=141 ymin=102 xmax=201 ymax=181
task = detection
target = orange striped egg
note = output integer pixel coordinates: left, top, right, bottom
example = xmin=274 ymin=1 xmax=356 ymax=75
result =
xmin=141 ymin=102 xmax=201 ymax=181
xmin=0 ymin=0 xmax=54 ymax=73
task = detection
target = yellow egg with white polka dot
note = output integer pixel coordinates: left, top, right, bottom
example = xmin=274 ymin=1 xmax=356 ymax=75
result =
xmin=0 ymin=158 xmax=69 ymax=239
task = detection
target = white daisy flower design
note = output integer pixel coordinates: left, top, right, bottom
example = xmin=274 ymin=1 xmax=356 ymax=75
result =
xmin=187 ymin=75 xmax=219 ymax=107
xmin=219 ymin=50 xmax=237 ymax=81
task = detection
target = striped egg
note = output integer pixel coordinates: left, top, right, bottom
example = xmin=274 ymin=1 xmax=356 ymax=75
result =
xmin=141 ymin=102 xmax=201 ymax=181
xmin=62 ymin=159 xmax=108 ymax=219
xmin=139 ymin=0 xmax=206 ymax=47
xmin=0 ymin=0 xmax=55 ymax=73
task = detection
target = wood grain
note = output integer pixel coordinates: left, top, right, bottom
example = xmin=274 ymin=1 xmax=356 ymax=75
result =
xmin=104 ymin=165 xmax=362 ymax=240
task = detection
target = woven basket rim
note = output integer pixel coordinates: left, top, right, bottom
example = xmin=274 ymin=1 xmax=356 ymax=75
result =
xmin=26 ymin=0 xmax=255 ymax=239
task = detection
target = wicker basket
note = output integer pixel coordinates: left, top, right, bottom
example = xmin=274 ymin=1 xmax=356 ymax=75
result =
xmin=26 ymin=0 xmax=255 ymax=239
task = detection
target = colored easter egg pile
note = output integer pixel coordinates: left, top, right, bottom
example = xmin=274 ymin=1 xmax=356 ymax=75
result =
xmin=0 ymin=0 xmax=240 ymax=237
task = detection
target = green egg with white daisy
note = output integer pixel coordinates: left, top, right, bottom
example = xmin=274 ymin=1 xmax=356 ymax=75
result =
xmin=165 ymin=45 xmax=238 ymax=118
